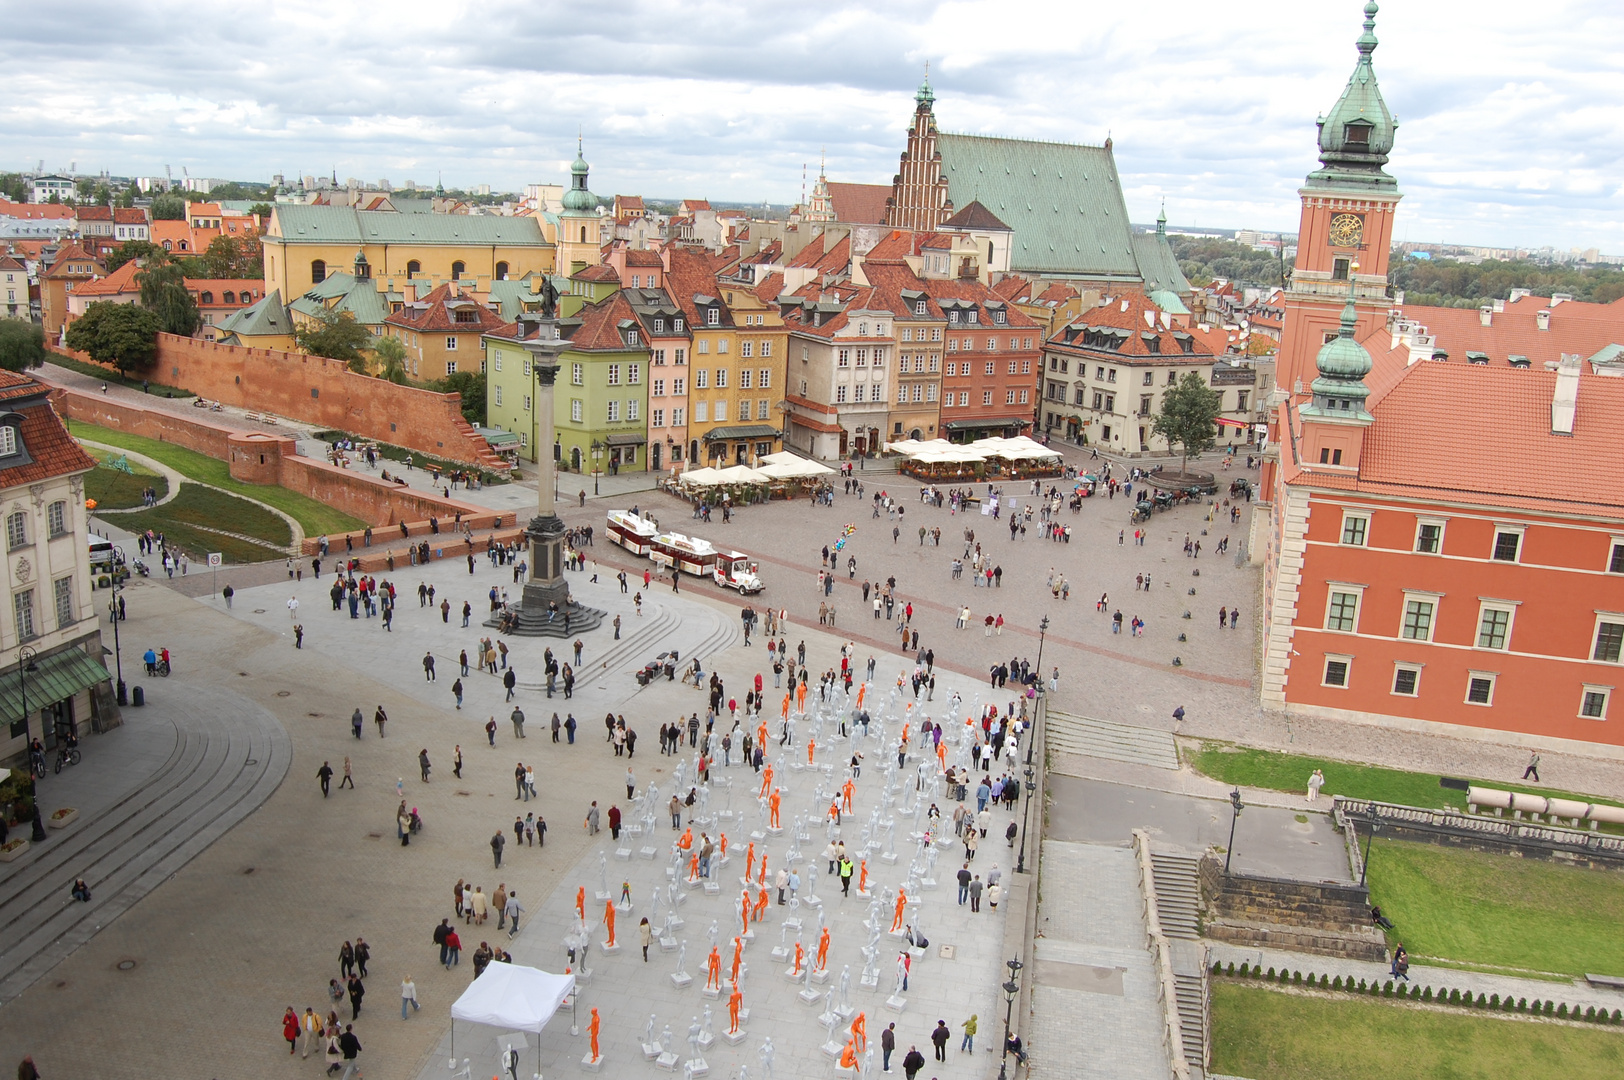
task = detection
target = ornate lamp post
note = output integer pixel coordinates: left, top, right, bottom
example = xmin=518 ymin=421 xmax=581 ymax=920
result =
xmin=1016 ymin=764 xmax=1037 ymax=874
xmin=590 ymin=440 xmax=604 ymax=495
xmin=1027 ymin=615 xmax=1049 ymax=768
xmin=1358 ymin=809 xmax=1383 ymax=888
xmin=998 ymin=956 xmax=1023 ymax=1079
xmin=1223 ymin=788 xmax=1245 ymax=875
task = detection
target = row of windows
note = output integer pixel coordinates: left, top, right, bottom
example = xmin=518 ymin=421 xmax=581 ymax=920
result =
xmin=1320 ymin=656 xmax=1612 ymax=720
xmin=836 ymin=349 xmax=887 ymax=368
xmin=9 ymin=578 xmax=77 ymax=642
xmin=942 ymin=360 xmax=1033 ymax=377
xmin=567 ymin=399 xmax=642 ymax=423
xmin=570 ymin=363 xmax=644 ymax=386
xmin=1324 ymin=586 xmax=1624 ymax=663
xmin=688 ymin=369 xmax=773 ymax=390
xmin=899 ymin=328 xmax=945 ymax=342
xmin=940 ymin=391 xmax=1010 ymax=408
xmin=1046 ymin=357 xmax=1186 ymax=388
xmin=940 ymin=336 xmax=1029 ymax=352
xmin=1337 ymin=512 xmax=1560 ymax=566
xmin=896 ymin=354 xmax=942 ymax=373
xmin=894 ymin=383 xmax=940 ymax=403
xmin=7 ymin=504 xmax=71 ymax=551
xmin=652 ymin=408 xmax=685 ymax=427
xmin=692 ymin=400 xmax=774 ymax=423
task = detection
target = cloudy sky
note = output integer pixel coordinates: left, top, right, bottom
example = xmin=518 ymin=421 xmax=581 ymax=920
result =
xmin=4 ymin=0 xmax=1621 ymax=250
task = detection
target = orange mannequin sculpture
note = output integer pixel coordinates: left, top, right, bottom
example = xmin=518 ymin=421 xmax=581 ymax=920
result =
xmin=828 ymin=797 xmax=841 ymax=824
xmin=796 ymin=681 xmax=807 ymax=712
xmin=816 ymin=927 xmax=830 ymax=972
xmin=745 ymin=842 xmax=756 ymax=882
xmin=858 ymin=860 xmax=869 ymax=893
xmin=707 ymin=945 xmax=722 ymax=990
xmin=851 ymin=1012 xmax=867 ymax=1052
xmin=758 ymin=854 xmax=769 ymax=887
xmin=937 ymin=740 xmax=947 ymax=771
xmin=741 ymin=890 xmax=752 ymax=935
xmin=807 ymin=737 xmax=815 ymax=765
xmin=603 ymin=899 xmax=616 ymax=947
xmin=769 ymin=788 xmax=782 ymax=829
xmin=754 ymin=886 xmax=769 ymax=921
xmin=855 ymin=684 xmax=866 ymax=710
xmin=757 ymin=721 xmax=768 ymax=752
xmin=781 ymin=694 xmax=790 ymax=720
xmin=575 ymin=886 xmax=585 ymax=924
xmin=791 ymin=940 xmax=804 ymax=976
xmin=588 ymin=1007 xmax=601 ymax=1061
xmin=891 ymin=888 xmax=907 ymax=933
xmin=839 ymin=1038 xmax=857 ymax=1068
xmin=689 ymin=851 xmax=701 ymax=881
xmin=728 ymin=987 xmax=743 ymax=1034
xmin=719 ymin=832 xmax=729 ymax=858
xmin=731 ymin=936 xmax=744 ymax=984
xmin=842 ymin=778 xmax=855 ymax=813
xmin=679 ymin=826 xmax=694 ymax=850
xmin=759 ymin=764 xmax=775 ymax=799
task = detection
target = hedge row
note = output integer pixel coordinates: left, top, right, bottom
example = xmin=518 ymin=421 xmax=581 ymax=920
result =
xmin=1212 ymin=961 xmax=1622 ymax=1024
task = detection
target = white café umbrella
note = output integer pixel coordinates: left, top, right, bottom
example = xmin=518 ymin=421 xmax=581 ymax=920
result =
xmin=449 ymin=964 xmax=575 ymax=1078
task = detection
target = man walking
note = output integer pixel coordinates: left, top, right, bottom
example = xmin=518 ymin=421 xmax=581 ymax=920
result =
xmin=512 ymin=706 xmax=526 ymax=739
xmin=957 ymin=863 xmax=972 ymax=905
xmin=1522 ymin=751 xmax=1541 ymax=782
xmin=881 ymin=1022 xmax=896 ymax=1072
xmin=423 ymin=651 xmax=436 ymax=681
xmin=491 ymin=829 xmax=506 ymax=868
xmin=318 ymin=761 xmax=334 ymax=797
xmin=902 ymin=1044 xmax=926 ymax=1080
xmin=505 ymin=890 xmax=524 ymax=937
xmin=931 ymin=1020 xmax=950 ymax=1062
xmin=586 ymin=801 xmax=601 ymax=835
xmin=338 ymin=1024 xmax=363 ymax=1080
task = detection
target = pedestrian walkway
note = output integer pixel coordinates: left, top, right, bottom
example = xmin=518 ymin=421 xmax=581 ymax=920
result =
xmin=0 ymin=682 xmax=290 ymax=1003
xmin=1208 ymin=942 xmax=1624 ymax=1018
xmin=1046 ymin=711 xmax=1179 ymax=769
xmin=1028 ymin=841 xmax=1172 ymax=1080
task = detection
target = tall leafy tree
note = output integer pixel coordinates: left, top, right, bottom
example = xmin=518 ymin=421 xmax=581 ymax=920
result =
xmin=106 ymin=240 xmax=164 ymax=273
xmin=294 ymin=307 xmax=372 ymax=365
xmin=247 ymin=202 xmax=274 ymax=219
xmin=368 ymin=334 xmax=411 ymax=385
xmin=1152 ymin=370 xmax=1223 ymax=477
xmin=440 ymin=370 xmax=486 ymax=426
xmin=149 ymin=192 xmax=187 ymax=220
xmin=137 ymin=260 xmax=202 ymax=337
xmin=0 ymin=320 xmax=47 ymax=372
xmin=64 ymin=302 xmax=161 ymax=372
xmin=116 ymin=184 xmax=137 ymax=208
xmin=198 ymin=234 xmax=263 ymax=279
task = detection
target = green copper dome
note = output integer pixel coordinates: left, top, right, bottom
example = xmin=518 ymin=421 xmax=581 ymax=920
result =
xmin=1306 ymin=297 xmax=1373 ymax=415
xmin=562 ymin=138 xmax=596 ymax=213
xmin=1310 ymin=2 xmax=1397 ymax=188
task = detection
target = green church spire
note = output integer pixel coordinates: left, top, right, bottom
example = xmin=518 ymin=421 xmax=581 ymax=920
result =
xmin=1309 ymin=1 xmax=1398 ymax=191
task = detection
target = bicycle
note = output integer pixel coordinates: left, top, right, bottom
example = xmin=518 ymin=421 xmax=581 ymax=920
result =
xmin=54 ymin=745 xmax=82 ymax=774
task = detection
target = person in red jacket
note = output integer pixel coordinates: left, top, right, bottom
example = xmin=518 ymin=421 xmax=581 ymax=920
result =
xmin=282 ymin=1007 xmax=301 ymax=1054
xmin=444 ymin=928 xmax=462 ymax=969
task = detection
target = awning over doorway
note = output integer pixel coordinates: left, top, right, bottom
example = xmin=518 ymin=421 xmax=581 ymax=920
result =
xmin=1215 ymin=417 xmax=1249 ymax=430
xmin=0 ymin=649 xmax=111 ymax=724
xmin=702 ymin=425 xmax=780 ymax=441
xmin=604 ymin=433 xmax=647 ymax=447
xmin=943 ymin=417 xmax=1029 ymax=431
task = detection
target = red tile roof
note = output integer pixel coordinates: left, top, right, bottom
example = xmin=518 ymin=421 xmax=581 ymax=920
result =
xmin=384 ymin=283 xmax=517 ymax=335
xmin=76 ymin=206 xmax=113 ymax=223
xmin=943 ymin=200 xmax=1010 ymax=231
xmin=0 ymin=377 xmax=98 ymax=486
xmin=45 ymin=244 xmax=102 ymax=278
xmin=573 ymin=265 xmax=620 ymax=283
xmin=0 ymin=255 xmax=25 ymax=272
xmin=825 ymin=183 xmax=891 ymax=225
xmin=753 ymin=271 xmax=786 ymax=304
xmin=1377 ymin=295 xmax=1624 ymax=372
xmin=0 ymin=201 xmax=75 ymax=221
xmin=69 ymin=260 xmax=141 ymax=298
xmin=1050 ymin=293 xmax=1207 ymax=358
xmin=625 ymin=249 xmax=663 ymax=267
xmin=565 ymin=291 xmax=646 ymax=351
xmin=1334 ymin=361 xmax=1624 ymax=515
xmin=861 ymin=230 xmax=920 ymax=265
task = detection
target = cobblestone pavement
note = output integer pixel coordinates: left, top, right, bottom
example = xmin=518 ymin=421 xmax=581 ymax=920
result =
xmin=1027 ymin=841 xmax=1171 ymax=1080
xmin=0 ymin=541 xmax=1020 ymax=1078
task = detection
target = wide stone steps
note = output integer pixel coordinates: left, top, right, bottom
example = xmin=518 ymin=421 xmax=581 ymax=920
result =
xmin=1174 ymin=971 xmax=1208 ymax=1069
xmin=1047 ymin=710 xmax=1179 ymax=769
xmin=1150 ymin=851 xmax=1202 ymax=940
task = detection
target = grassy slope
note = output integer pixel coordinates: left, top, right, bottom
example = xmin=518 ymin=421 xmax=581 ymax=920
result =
xmin=85 ymin=462 xmax=167 ymax=510
xmin=1367 ymin=840 xmax=1624 ymax=976
xmin=1212 ymin=983 xmax=1624 ymax=1080
xmin=71 ymin=422 xmax=364 ymax=535
xmin=115 ymin=484 xmax=290 ymax=564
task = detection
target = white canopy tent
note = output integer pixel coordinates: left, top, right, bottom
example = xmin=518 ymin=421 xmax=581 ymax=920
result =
xmin=449 ymin=964 xmax=575 ymax=1075
xmin=711 ymin=464 xmax=768 ymax=484
xmin=757 ymin=457 xmax=835 ymax=479
xmin=678 ymin=466 xmax=724 ymax=486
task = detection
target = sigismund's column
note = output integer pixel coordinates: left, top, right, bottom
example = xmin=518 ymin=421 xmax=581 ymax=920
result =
xmin=522 ymin=360 xmax=571 ymax=612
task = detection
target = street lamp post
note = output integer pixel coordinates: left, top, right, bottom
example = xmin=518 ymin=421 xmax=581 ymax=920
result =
xmin=108 ymin=583 xmax=126 ymax=705
xmin=1027 ymin=615 xmax=1049 ymax=768
xmin=1358 ymin=811 xmax=1383 ymax=888
xmin=590 ymin=440 xmax=604 ymax=496
xmin=1223 ymin=788 xmax=1244 ymax=875
xmin=16 ymin=643 xmax=38 ymax=759
xmin=998 ymin=956 xmax=1023 ymax=1080
xmin=1016 ymin=764 xmax=1037 ymax=874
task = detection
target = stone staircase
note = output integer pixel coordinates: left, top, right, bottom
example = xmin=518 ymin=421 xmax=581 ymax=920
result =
xmin=1046 ymin=711 xmax=1180 ymax=769
xmin=1170 ymin=941 xmax=1209 ymax=1078
xmin=1198 ymin=856 xmax=1387 ymax=962
xmin=1150 ymin=850 xmax=1202 ymax=939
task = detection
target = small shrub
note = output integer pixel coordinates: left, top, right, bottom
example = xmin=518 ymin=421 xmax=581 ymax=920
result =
xmin=1226 ymin=962 xmax=1235 ymax=977
xmin=1517 ymin=998 xmax=1528 ymax=1012
xmin=1490 ymin=994 xmax=1500 ymax=1009
xmin=1331 ymin=975 xmax=1342 ymax=990
xmin=1544 ymin=1001 xmax=1555 ymax=1016
xmin=1356 ymin=978 xmax=1367 ymax=993
xmin=1266 ymin=966 xmax=1275 ymax=980
xmin=1211 ymin=961 xmax=1223 ymax=976
xmin=1612 ymin=1008 xmax=1622 ymax=1024
xmin=1382 ymin=981 xmax=1393 ymax=998
xmin=1556 ymin=1002 xmax=1567 ymax=1018
xmin=1320 ymin=974 xmax=1330 ymax=989
xmin=1448 ymin=989 xmax=1460 ymax=1005
xmin=1238 ymin=962 xmax=1250 ymax=977
xmin=1585 ymin=1006 xmax=1597 ymax=1022
xmin=1421 ymin=987 xmax=1433 ymax=1002
xmin=1292 ymin=971 xmax=1302 ymax=985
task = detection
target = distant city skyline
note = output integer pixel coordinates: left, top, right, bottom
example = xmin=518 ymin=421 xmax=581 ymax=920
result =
xmin=3 ymin=0 xmax=1619 ymax=252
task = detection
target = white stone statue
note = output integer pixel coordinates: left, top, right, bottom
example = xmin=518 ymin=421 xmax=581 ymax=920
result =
xmin=758 ymin=1035 xmax=775 ymax=1080
xmin=838 ymin=965 xmax=852 ymax=1011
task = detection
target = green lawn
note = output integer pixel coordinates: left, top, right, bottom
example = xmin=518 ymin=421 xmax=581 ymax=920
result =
xmin=1212 ymin=983 xmax=1624 ymax=1080
xmin=85 ymin=457 xmax=168 ymax=510
xmin=312 ymin=428 xmax=509 ymax=483
xmin=71 ymin=422 xmax=365 ymax=535
xmin=1367 ymin=840 xmax=1624 ymax=977
xmin=1188 ymin=742 xmax=1621 ymax=815
xmin=46 ymin=356 xmax=194 ymax=398
xmin=115 ymin=483 xmax=289 ymax=564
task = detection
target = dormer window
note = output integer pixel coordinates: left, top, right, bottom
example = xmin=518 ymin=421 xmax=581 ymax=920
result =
xmin=1344 ymin=123 xmax=1370 ymax=146
xmin=858 ymin=322 xmax=868 ymax=336
xmin=994 ymin=310 xmax=1006 ymax=325
xmin=914 ymin=301 xmax=926 ymax=315
xmin=627 ymin=329 xmax=640 ymax=346
xmin=654 ymin=318 xmax=665 ymax=333
xmin=967 ymin=311 xmax=979 ymax=325
xmin=674 ymin=318 xmax=684 ymax=332
xmin=706 ymin=308 xmax=719 ymax=327
xmin=0 ymin=426 xmax=15 ymax=458
xmin=948 ymin=311 xmax=959 ymax=326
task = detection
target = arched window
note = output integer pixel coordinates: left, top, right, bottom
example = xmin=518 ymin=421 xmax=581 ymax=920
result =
xmin=406 ymin=260 xmax=421 ymax=279
xmin=495 ymin=261 xmax=509 ymax=281
xmin=451 ymin=261 xmax=465 ymax=280
xmin=200 ymin=291 xmax=213 ymax=304
xmin=222 ymin=290 xmax=235 ymax=303
xmin=579 ymin=226 xmax=587 ymax=243
xmin=6 ymin=511 xmax=26 ymax=551
xmin=311 ymin=259 xmax=326 ymax=284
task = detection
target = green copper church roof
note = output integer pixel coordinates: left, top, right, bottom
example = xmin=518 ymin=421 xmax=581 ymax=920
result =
xmin=937 ymin=133 xmax=1140 ymax=279
xmin=1308 ymin=297 xmax=1373 ymax=406
xmin=562 ymin=140 xmax=597 ymax=213
xmin=1309 ymin=2 xmax=1398 ymax=191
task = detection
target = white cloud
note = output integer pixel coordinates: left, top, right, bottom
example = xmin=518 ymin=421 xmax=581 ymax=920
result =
xmin=0 ymin=0 xmax=1619 ymax=249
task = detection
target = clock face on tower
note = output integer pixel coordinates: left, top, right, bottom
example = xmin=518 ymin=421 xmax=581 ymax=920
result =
xmin=1328 ymin=213 xmax=1364 ymax=249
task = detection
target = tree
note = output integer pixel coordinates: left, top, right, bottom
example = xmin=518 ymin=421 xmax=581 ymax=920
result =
xmin=116 ymin=185 xmax=137 ymax=209
xmin=0 ymin=174 xmax=26 ymax=203
xmin=0 ymin=321 xmax=47 ymax=372
xmin=106 ymin=239 xmax=165 ymax=273
xmin=137 ymin=260 xmax=202 ymax=337
xmin=88 ymin=182 xmax=113 ymax=208
xmin=294 ymin=307 xmax=372 ymax=364
xmin=64 ymin=302 xmax=162 ymax=372
xmin=440 ymin=370 xmax=486 ymax=426
xmin=149 ymin=193 xmax=187 ymax=220
xmin=1152 ymin=370 xmax=1223 ymax=477
xmin=248 ymin=202 xmax=274 ymax=219
xmin=369 ymin=335 xmax=411 ymax=385
xmin=198 ymin=234 xmax=263 ymax=279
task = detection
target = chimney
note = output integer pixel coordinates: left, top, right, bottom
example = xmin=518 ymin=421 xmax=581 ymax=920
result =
xmin=1536 ymin=309 xmax=1551 ymax=331
xmin=1479 ymin=305 xmax=1493 ymax=327
xmin=1551 ymin=354 xmax=1580 ymax=435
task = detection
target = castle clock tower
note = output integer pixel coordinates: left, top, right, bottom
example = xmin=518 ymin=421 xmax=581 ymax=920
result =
xmin=1274 ymin=2 xmax=1400 ymax=402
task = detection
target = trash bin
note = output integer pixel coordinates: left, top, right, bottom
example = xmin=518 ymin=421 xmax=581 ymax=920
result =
xmin=132 ymin=685 xmax=145 ymax=707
